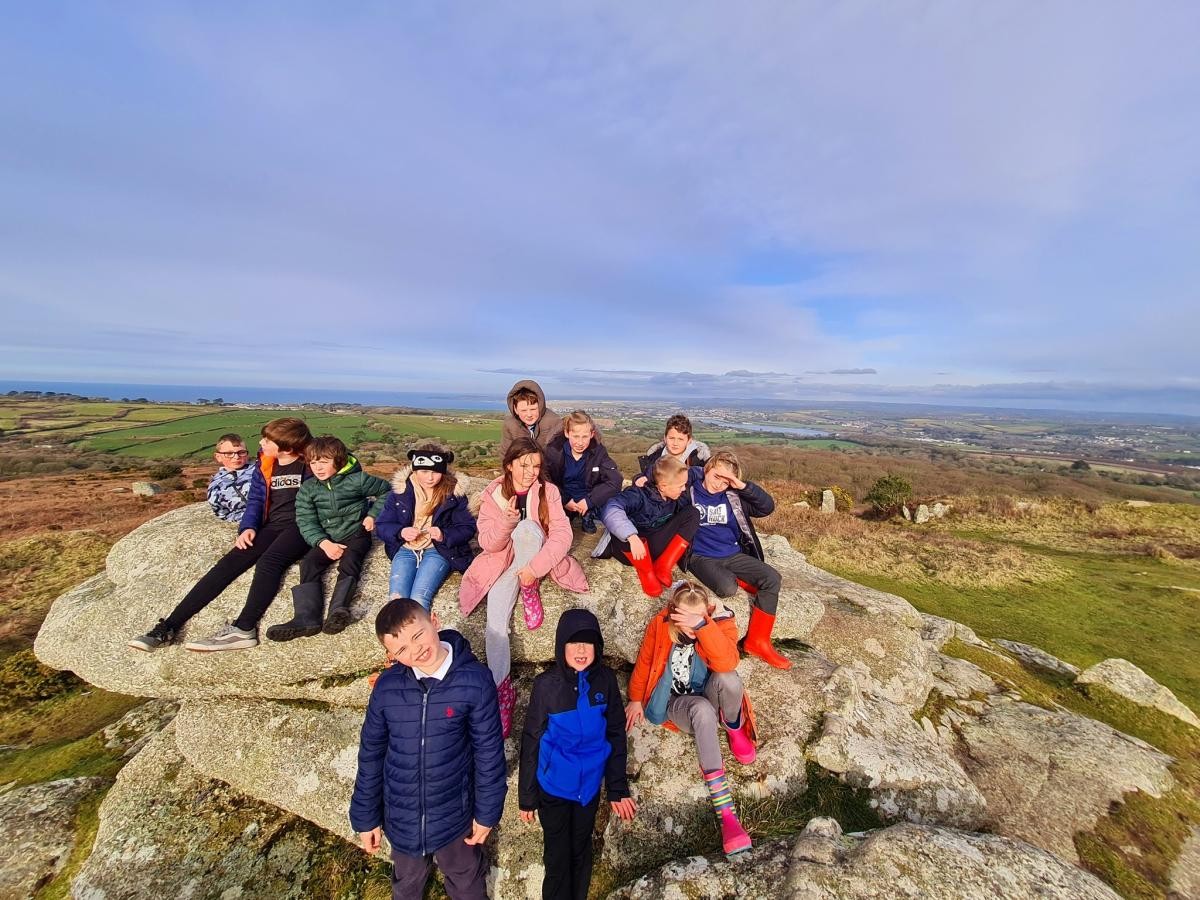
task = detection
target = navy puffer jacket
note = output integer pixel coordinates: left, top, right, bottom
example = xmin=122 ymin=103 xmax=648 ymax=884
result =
xmin=348 ymin=630 xmax=507 ymax=855
xmin=374 ymin=471 xmax=477 ymax=572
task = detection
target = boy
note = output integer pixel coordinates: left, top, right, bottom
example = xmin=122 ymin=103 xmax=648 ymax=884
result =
xmin=500 ymin=379 xmax=563 ymax=456
xmin=207 ymin=433 xmax=254 ymax=523
xmin=633 ymin=414 xmax=711 ymax=487
xmin=351 ymin=599 xmax=506 ymax=900
xmin=267 ymin=436 xmax=391 ymax=641
xmin=542 ymin=410 xmax=622 ymax=534
xmin=128 ymin=417 xmax=313 ymax=652
xmin=519 ymin=608 xmax=636 ymax=900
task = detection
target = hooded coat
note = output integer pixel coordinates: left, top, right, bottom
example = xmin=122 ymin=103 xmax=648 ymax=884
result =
xmin=518 ymin=608 xmax=630 ymax=810
xmin=684 ymin=466 xmax=775 ymax=562
xmin=637 ymin=437 xmax=712 ymax=480
xmin=541 ymin=432 xmax=623 ymax=512
xmin=349 ymin=629 xmax=507 ymax=856
xmin=374 ymin=467 xmax=477 ymax=572
xmin=500 ymin=379 xmax=564 ymax=456
xmin=295 ymin=456 xmax=391 ymax=547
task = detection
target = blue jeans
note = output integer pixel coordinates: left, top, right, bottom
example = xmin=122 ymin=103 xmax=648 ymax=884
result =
xmin=388 ymin=547 xmax=452 ymax=610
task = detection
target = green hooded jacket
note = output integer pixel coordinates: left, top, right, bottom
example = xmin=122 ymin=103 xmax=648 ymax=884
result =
xmin=296 ymin=456 xmax=391 ymax=546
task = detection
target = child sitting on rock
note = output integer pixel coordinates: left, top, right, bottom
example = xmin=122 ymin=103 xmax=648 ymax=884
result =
xmin=595 ymin=456 xmax=699 ymax=598
xmin=519 ymin=608 xmax=636 ymax=899
xmin=541 ymin=410 xmax=622 ymax=534
xmin=267 ymin=436 xmax=390 ymax=641
xmin=375 ymin=445 xmax=476 ymax=611
xmin=206 ymin=432 xmax=254 ymax=523
xmin=351 ymin=598 xmax=506 ymax=900
xmin=625 ymin=580 xmax=757 ymax=858
xmin=633 ymin=413 xmax=711 ymax=487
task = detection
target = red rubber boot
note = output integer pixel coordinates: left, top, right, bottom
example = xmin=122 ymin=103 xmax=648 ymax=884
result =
xmin=742 ymin=606 xmax=792 ymax=670
xmin=624 ymin=550 xmax=664 ymax=598
xmin=652 ymin=534 xmax=691 ymax=586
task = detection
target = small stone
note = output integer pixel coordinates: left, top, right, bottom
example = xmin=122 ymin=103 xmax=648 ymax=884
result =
xmin=1076 ymin=658 xmax=1200 ymax=729
xmin=914 ymin=504 xmax=931 ymax=524
xmin=131 ymin=481 xmax=163 ymax=496
xmin=820 ymin=489 xmax=836 ymax=513
xmin=995 ymin=639 xmax=1081 ymax=679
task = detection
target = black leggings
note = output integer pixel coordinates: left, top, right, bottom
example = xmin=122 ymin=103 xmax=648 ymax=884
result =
xmin=163 ymin=520 xmax=309 ymax=632
xmin=539 ymin=788 xmax=600 ymax=900
xmin=607 ymin=506 xmax=700 ymax=564
xmin=299 ymin=527 xmax=374 ymax=583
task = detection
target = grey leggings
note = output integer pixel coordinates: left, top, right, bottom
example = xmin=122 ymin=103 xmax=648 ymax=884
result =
xmin=665 ymin=670 xmax=745 ymax=772
xmin=484 ymin=519 xmax=544 ymax=686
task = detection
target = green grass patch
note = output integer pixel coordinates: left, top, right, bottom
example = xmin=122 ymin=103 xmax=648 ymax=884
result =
xmin=0 ymin=728 xmax=128 ymax=787
xmin=33 ymin=782 xmax=110 ymax=900
xmin=0 ymin=682 xmax=143 ymax=748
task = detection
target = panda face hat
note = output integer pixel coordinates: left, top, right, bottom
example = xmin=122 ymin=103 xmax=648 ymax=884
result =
xmin=408 ymin=449 xmax=454 ymax=474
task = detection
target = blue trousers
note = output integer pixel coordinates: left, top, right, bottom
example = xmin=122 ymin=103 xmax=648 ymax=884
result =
xmin=388 ymin=547 xmax=452 ymax=610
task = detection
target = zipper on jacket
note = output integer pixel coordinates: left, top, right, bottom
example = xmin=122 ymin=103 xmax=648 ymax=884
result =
xmin=419 ymin=685 xmax=429 ymax=855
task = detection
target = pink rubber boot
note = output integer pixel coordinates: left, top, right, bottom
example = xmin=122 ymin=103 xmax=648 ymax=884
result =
xmin=703 ymin=768 xmax=752 ymax=857
xmin=497 ymin=675 xmax=516 ymax=739
xmin=520 ymin=581 xmax=544 ymax=630
xmin=724 ymin=717 xmax=757 ymax=765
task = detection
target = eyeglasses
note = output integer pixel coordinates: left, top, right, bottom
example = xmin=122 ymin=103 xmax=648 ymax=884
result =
xmin=217 ymin=450 xmax=250 ymax=457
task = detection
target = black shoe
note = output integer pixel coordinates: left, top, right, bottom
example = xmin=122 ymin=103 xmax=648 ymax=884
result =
xmin=581 ymin=512 xmax=598 ymax=534
xmin=266 ymin=583 xmax=325 ymax=642
xmin=128 ymin=619 xmax=175 ymax=652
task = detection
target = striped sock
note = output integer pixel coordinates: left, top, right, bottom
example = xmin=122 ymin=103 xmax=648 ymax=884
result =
xmin=703 ymin=768 xmax=734 ymax=814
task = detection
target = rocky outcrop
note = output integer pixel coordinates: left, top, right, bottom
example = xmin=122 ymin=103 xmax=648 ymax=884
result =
xmin=1171 ymin=826 xmax=1200 ymax=900
xmin=1076 ymin=658 xmax=1200 ymax=729
xmin=956 ymin=699 xmax=1175 ymax=862
xmin=0 ymin=777 xmax=108 ymax=898
xmin=994 ymin=639 xmax=1081 ymax=679
xmin=611 ymin=817 xmax=1121 ymax=899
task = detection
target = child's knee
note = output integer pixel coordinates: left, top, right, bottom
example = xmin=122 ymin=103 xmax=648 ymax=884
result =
xmin=688 ymin=701 xmax=718 ymax=729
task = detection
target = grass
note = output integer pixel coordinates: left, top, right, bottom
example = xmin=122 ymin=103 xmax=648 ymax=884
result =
xmin=33 ymin=783 xmax=110 ymax=900
xmin=0 ymin=726 xmax=130 ymax=787
xmin=944 ymin=640 xmax=1200 ymax=900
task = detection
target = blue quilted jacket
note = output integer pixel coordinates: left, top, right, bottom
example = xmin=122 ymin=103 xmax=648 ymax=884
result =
xmin=348 ymin=630 xmax=507 ymax=855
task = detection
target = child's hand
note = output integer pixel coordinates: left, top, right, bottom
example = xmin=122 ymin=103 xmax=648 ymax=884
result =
xmin=504 ymin=495 xmax=521 ymax=522
xmin=627 ymin=535 xmax=647 ymax=560
xmin=400 ymin=526 xmax=422 ymax=541
xmin=625 ymin=701 xmax=644 ymax=732
xmin=321 ymin=540 xmax=346 ymax=560
xmin=362 ymin=516 xmax=375 ymax=532
xmin=726 ymin=475 xmax=747 ymax=490
xmin=634 ymin=475 xmax=648 ymax=488
xmin=235 ymin=529 xmax=256 ymax=550
xmin=669 ymin=609 xmax=705 ymax=636
xmin=517 ymin=566 xmax=537 ymax=586
xmin=576 ymin=498 xmax=588 ymax=514
xmin=359 ymin=827 xmax=382 ymax=853
xmin=564 ymin=499 xmax=579 ymax=513
xmin=519 ymin=809 xmax=538 ymax=825
xmin=610 ymin=797 xmax=637 ymax=821
xmin=426 ymin=526 xmax=443 ymax=542
xmin=464 ymin=820 xmax=492 ymax=845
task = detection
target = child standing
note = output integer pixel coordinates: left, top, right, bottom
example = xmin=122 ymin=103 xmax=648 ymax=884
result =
xmin=596 ymin=456 xmax=700 ymax=598
xmin=633 ymin=414 xmax=711 ymax=487
xmin=206 ymin=433 xmax=254 ymax=523
xmin=625 ymin=581 xmax=757 ymax=858
xmin=128 ymin=417 xmax=313 ymax=652
xmin=519 ymin=608 xmax=637 ymax=900
xmin=542 ymin=410 xmax=622 ymax=534
xmin=500 ymin=379 xmax=563 ymax=456
xmin=351 ymin=598 xmax=506 ymax=900
xmin=459 ymin=437 xmax=588 ymax=738
xmin=375 ymin=445 xmax=476 ymax=611
xmin=267 ymin=436 xmax=391 ymax=641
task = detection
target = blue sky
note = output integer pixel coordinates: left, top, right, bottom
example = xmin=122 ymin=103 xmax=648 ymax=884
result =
xmin=3 ymin=3 xmax=1199 ymax=413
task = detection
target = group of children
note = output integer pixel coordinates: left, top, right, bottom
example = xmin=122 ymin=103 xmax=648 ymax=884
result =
xmin=126 ymin=380 xmax=791 ymax=899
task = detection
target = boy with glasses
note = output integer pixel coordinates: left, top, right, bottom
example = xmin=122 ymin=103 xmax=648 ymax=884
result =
xmin=207 ymin=433 xmax=254 ymax=523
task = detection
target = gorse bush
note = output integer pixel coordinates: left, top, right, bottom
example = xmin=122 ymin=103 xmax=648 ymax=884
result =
xmin=864 ymin=473 xmax=913 ymax=515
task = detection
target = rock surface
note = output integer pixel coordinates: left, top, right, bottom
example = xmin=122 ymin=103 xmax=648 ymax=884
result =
xmin=130 ymin=481 xmax=162 ymax=496
xmin=1076 ymin=658 xmax=1200 ymax=729
xmin=1170 ymin=826 xmax=1200 ymax=900
xmin=0 ymin=777 xmax=108 ymax=898
xmin=74 ymin=725 xmax=363 ymax=900
xmin=956 ymin=699 xmax=1176 ymax=862
xmin=994 ymin=639 xmax=1081 ymax=679
xmin=611 ymin=817 xmax=1121 ymax=899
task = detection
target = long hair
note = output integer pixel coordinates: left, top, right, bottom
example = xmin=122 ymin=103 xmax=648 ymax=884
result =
xmin=409 ymin=443 xmax=456 ymax=515
xmin=665 ymin=580 xmax=714 ymax=643
xmin=500 ymin=436 xmax=550 ymax=533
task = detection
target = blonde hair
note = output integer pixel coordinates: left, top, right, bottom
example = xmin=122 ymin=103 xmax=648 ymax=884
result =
xmin=564 ymin=409 xmax=595 ymax=430
xmin=704 ymin=448 xmax=742 ymax=478
xmin=666 ymin=580 xmax=714 ymax=643
xmin=652 ymin=455 xmax=687 ymax=488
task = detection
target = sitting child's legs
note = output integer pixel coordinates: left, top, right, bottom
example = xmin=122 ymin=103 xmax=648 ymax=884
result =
xmin=484 ymin=519 xmax=544 ymax=685
xmin=409 ymin=549 xmax=452 ymax=610
xmin=666 ymin=693 xmax=723 ymax=772
xmin=704 ymin=670 xmax=745 ymax=725
xmin=230 ymin=526 xmax=309 ymax=631
xmin=719 ymin=554 xmax=782 ymax=614
xmin=388 ymin=548 xmax=419 ymax=599
xmin=684 ymin=554 xmax=740 ymax=599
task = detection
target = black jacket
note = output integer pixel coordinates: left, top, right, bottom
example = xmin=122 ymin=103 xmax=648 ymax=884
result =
xmin=542 ymin=433 xmax=623 ymax=511
xmin=519 ymin=609 xmax=630 ymax=810
xmin=685 ymin=466 xmax=774 ymax=561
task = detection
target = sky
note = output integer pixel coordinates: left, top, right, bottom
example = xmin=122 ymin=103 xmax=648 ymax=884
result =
xmin=3 ymin=3 xmax=1199 ymax=414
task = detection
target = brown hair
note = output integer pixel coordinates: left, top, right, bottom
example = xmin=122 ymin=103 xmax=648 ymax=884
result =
xmin=564 ymin=409 xmax=595 ymax=430
xmin=510 ymin=388 xmax=539 ymax=413
xmin=305 ymin=435 xmax=349 ymax=469
xmin=375 ymin=597 xmax=431 ymax=638
xmin=215 ymin=433 xmax=244 ymax=449
xmin=665 ymin=580 xmax=714 ymax=643
xmin=501 ymin=436 xmax=550 ymax=534
xmin=261 ymin=417 xmax=313 ymax=454
xmin=410 ymin=442 xmax=456 ymax=514
xmin=652 ymin=455 xmax=687 ymax=489
xmin=704 ymin=448 xmax=742 ymax=478
xmin=664 ymin=414 xmax=693 ymax=437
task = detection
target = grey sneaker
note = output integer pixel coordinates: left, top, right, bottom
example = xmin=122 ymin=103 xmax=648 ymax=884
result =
xmin=128 ymin=619 xmax=175 ymax=652
xmin=184 ymin=623 xmax=258 ymax=652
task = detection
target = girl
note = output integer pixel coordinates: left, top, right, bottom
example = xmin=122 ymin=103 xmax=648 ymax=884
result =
xmin=684 ymin=449 xmax=790 ymax=669
xmin=596 ymin=456 xmax=699 ymax=598
xmin=375 ymin=445 xmax=477 ymax=611
xmin=625 ymin=581 xmax=757 ymax=858
xmin=460 ymin=436 xmax=588 ymax=737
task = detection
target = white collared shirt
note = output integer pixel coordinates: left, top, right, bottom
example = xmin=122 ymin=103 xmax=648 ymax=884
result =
xmin=415 ymin=641 xmax=454 ymax=681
